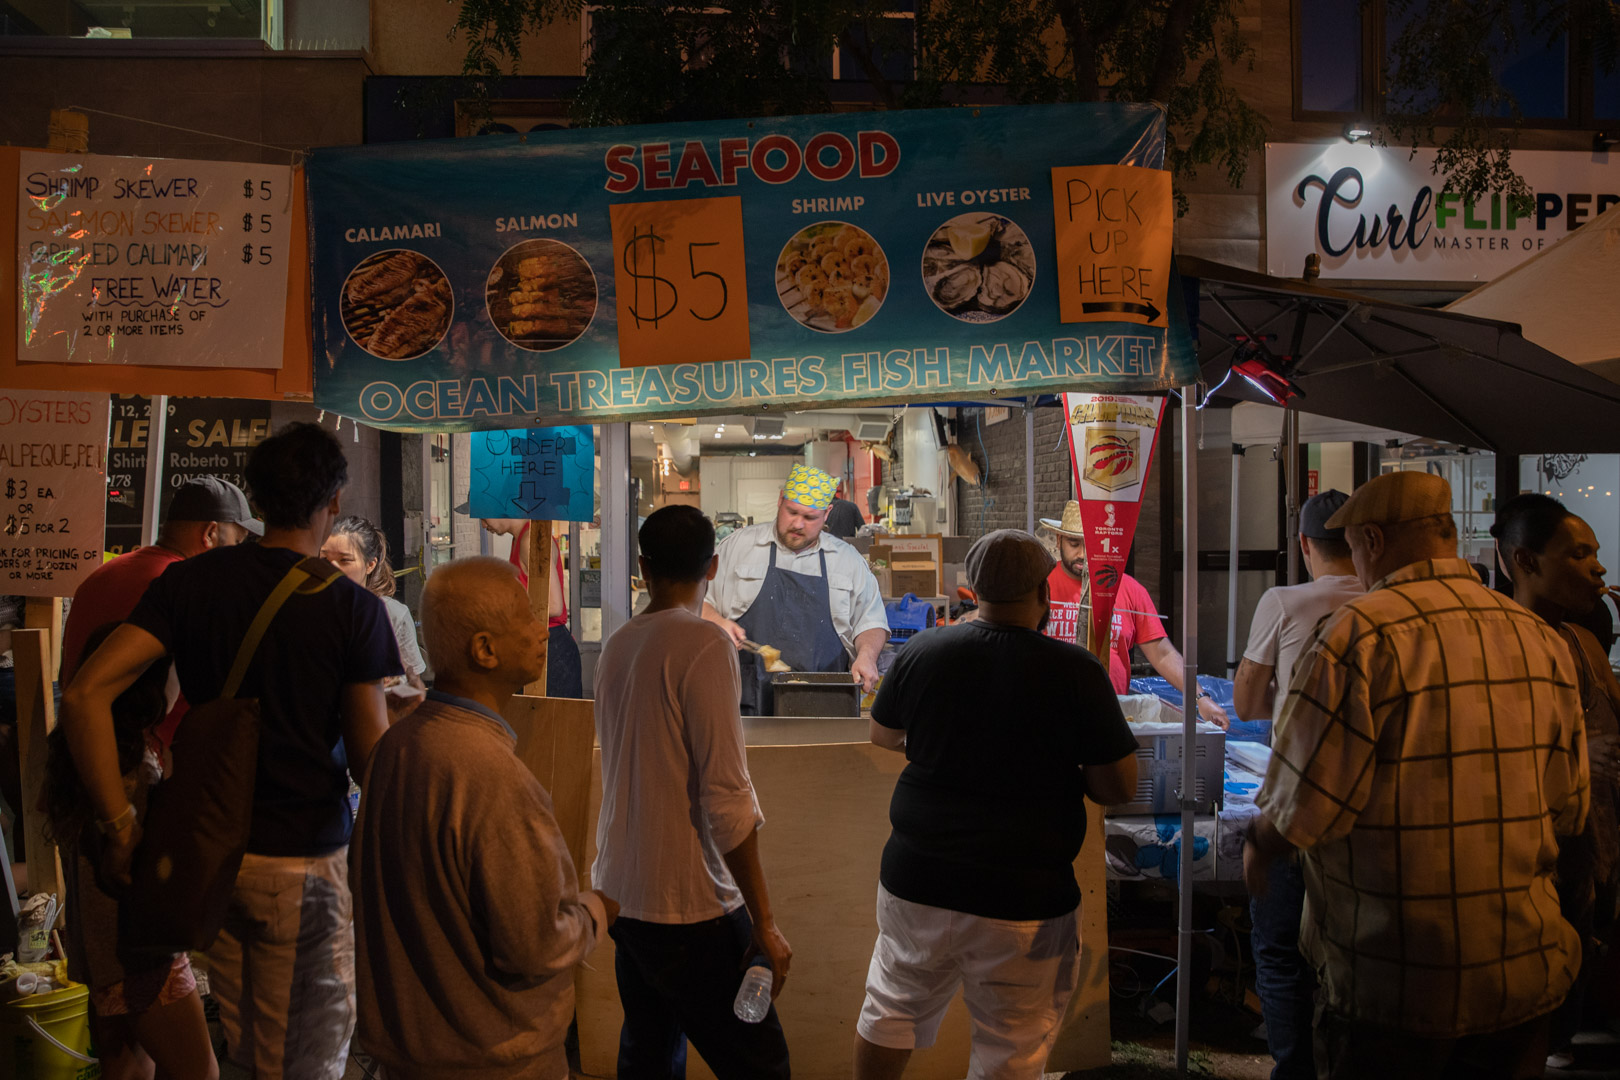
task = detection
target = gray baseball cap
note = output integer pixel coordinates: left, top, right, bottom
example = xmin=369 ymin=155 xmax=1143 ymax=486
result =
xmin=1300 ymin=489 xmax=1350 ymax=540
xmin=966 ymin=529 xmax=1055 ymax=602
xmin=167 ymin=477 xmax=264 ymax=536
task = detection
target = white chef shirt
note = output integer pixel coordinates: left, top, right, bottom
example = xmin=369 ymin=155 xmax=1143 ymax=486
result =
xmin=1241 ymin=573 xmax=1365 ymax=723
xmin=705 ymin=521 xmax=889 ymax=657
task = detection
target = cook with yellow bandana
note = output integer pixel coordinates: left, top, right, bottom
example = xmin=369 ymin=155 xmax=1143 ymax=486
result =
xmin=703 ymin=464 xmax=890 ymax=716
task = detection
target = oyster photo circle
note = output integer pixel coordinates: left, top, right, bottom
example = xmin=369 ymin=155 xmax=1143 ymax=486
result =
xmin=485 ymin=238 xmax=599 ymax=352
xmin=921 ymin=213 xmax=1037 ymax=323
xmin=340 ymin=249 xmax=455 ymax=360
xmin=775 ymin=221 xmax=889 ymax=334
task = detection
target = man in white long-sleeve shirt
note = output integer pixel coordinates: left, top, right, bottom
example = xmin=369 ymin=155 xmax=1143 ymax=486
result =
xmin=352 ymin=557 xmax=616 ymax=1080
xmin=594 ymin=505 xmax=793 ymax=1079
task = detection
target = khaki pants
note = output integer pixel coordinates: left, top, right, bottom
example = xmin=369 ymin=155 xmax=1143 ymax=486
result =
xmin=206 ymin=849 xmax=356 ymax=1080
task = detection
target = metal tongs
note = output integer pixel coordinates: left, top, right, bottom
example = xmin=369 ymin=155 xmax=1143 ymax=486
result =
xmin=739 ymin=639 xmax=794 ymax=672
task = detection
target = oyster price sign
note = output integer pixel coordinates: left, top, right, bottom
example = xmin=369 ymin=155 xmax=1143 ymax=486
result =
xmin=17 ymin=151 xmax=293 ymax=367
xmin=309 ymin=103 xmax=1194 ymax=432
xmin=1051 ymin=165 xmax=1172 ymax=328
xmin=0 ymin=388 xmax=111 ymax=598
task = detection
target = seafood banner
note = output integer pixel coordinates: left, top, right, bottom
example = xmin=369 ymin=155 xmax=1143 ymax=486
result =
xmin=308 ymin=103 xmax=1190 ymax=432
xmin=1064 ymin=392 xmax=1166 ymax=659
xmin=17 ymin=151 xmax=293 ymax=367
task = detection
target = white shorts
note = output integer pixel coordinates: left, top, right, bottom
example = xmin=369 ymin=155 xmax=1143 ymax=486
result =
xmin=857 ymin=884 xmax=1081 ymax=1080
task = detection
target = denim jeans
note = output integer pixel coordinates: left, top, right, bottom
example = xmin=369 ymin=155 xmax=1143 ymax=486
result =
xmin=1314 ymin=1005 xmax=1550 ymax=1080
xmin=610 ymin=906 xmax=790 ymax=1080
xmin=1250 ymin=855 xmax=1318 ymax=1080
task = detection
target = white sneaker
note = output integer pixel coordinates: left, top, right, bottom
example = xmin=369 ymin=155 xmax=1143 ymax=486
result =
xmin=1546 ymin=1050 xmax=1576 ymax=1070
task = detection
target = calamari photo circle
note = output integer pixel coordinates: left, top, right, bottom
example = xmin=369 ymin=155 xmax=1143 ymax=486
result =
xmin=921 ymin=213 xmax=1036 ymax=323
xmin=775 ymin=221 xmax=889 ymax=333
xmin=340 ymin=249 xmax=455 ymax=361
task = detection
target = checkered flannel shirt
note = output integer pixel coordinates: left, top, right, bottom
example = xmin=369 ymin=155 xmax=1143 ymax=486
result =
xmin=1258 ymin=558 xmax=1589 ymax=1038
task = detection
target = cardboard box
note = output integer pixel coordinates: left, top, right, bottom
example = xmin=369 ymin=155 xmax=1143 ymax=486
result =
xmin=870 ymin=534 xmax=942 ymax=597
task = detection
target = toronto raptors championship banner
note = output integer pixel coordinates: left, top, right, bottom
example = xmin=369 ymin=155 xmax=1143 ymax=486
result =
xmin=1062 ymin=392 xmax=1167 ymax=660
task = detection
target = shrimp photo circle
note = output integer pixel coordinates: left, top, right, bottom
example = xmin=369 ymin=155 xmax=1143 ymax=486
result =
xmin=486 ymin=238 xmax=599 ymax=352
xmin=920 ymin=213 xmax=1037 ymax=324
xmin=775 ymin=221 xmax=888 ymax=334
xmin=340 ymin=249 xmax=455 ymax=361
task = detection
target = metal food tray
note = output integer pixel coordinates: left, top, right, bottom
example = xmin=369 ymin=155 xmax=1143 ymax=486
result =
xmin=771 ymin=671 xmax=861 ymax=718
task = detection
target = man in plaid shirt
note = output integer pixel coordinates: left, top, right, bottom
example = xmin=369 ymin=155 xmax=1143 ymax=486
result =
xmin=1245 ymin=471 xmax=1589 ymax=1080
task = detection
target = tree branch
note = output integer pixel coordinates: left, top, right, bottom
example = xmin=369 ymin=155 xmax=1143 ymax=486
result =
xmin=1052 ymin=0 xmax=1100 ymax=101
xmin=837 ymin=21 xmax=901 ymax=109
xmin=1147 ymin=0 xmax=1199 ymax=103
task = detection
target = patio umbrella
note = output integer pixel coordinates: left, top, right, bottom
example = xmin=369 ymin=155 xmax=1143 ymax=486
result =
xmin=1444 ymin=200 xmax=1620 ymax=386
xmin=1182 ymin=255 xmax=1620 ymax=454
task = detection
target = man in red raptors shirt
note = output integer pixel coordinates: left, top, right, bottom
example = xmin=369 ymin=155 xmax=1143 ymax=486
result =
xmin=1039 ymin=501 xmax=1228 ymax=728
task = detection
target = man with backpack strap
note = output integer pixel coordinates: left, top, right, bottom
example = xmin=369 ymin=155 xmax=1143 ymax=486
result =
xmin=63 ymin=422 xmax=402 ymax=1080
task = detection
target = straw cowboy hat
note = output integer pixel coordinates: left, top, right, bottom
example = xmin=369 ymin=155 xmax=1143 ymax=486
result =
xmin=1038 ymin=500 xmax=1085 ymax=540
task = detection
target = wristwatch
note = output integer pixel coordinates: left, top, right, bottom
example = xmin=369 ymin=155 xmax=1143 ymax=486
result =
xmin=1195 ymin=689 xmax=1212 ymax=701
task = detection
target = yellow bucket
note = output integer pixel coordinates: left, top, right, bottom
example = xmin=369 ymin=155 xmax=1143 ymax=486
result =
xmin=0 ymin=982 xmax=99 ymax=1080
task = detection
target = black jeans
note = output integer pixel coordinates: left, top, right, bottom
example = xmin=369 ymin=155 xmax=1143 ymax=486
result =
xmin=610 ymin=907 xmax=791 ymax=1080
xmin=1313 ymin=1005 xmax=1550 ymax=1080
xmin=1250 ymin=855 xmax=1318 ymax=1079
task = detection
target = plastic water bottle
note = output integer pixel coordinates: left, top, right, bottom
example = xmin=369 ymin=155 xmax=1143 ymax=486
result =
xmin=733 ymin=957 xmax=773 ymax=1023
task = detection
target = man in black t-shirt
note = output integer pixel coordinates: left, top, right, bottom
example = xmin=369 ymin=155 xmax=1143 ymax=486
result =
xmin=63 ymin=422 xmax=401 ymax=1080
xmin=853 ymin=529 xmax=1138 ymax=1080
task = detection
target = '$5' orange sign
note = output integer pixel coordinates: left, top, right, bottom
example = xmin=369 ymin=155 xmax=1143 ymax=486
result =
xmin=609 ymin=195 xmax=752 ymax=368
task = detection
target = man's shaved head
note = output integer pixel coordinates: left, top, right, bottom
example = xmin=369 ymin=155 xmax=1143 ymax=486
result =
xmin=421 ymin=557 xmax=530 ymax=679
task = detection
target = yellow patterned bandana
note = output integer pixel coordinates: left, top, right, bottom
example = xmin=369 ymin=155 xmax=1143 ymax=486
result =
xmin=782 ymin=463 xmax=838 ymax=509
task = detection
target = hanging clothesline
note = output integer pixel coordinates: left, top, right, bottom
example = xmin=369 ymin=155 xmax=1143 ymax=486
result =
xmin=65 ymin=105 xmax=306 ymax=162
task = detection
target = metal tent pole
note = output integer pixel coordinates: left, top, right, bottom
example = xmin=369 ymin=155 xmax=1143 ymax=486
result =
xmin=1226 ymin=443 xmax=1243 ymax=678
xmin=140 ymin=395 xmax=168 ymax=546
xmin=1175 ymin=387 xmax=1198 ymax=1074
xmin=599 ymin=423 xmax=634 ymax=642
xmin=1285 ymin=406 xmax=1300 ymax=585
xmin=1024 ymin=402 xmax=1036 ymax=531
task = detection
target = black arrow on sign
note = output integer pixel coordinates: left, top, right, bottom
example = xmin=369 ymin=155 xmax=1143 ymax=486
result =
xmin=512 ymin=483 xmax=571 ymax=517
xmin=512 ymin=481 xmax=548 ymax=517
xmin=1082 ymin=300 xmax=1161 ymax=322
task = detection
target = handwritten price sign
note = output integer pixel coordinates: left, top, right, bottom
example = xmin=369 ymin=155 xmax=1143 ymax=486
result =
xmin=609 ymin=195 xmax=751 ymax=368
xmin=1050 ymin=164 xmax=1172 ymax=328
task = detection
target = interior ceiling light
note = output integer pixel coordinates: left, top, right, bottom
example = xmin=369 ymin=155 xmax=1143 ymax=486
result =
xmin=1344 ymin=123 xmax=1373 ymax=143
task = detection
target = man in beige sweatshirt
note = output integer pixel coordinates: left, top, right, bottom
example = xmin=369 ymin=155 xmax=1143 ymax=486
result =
xmin=351 ymin=556 xmax=616 ymax=1080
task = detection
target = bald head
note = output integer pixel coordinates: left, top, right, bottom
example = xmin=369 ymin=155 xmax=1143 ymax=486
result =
xmin=421 ymin=557 xmax=543 ymax=689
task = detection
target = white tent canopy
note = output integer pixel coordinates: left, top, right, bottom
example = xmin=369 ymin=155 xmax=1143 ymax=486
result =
xmin=1446 ymin=200 xmax=1620 ymax=383
xmin=1230 ymin=401 xmax=1421 ymax=448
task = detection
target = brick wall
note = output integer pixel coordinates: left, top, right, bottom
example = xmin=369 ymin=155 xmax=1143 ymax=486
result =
xmin=953 ymin=406 xmax=1073 ymax=539
xmin=953 ymin=403 xmax=1171 ymax=616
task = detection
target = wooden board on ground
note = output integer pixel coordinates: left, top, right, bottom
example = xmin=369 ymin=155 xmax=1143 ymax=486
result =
xmin=525 ymin=521 xmax=554 ymax=696
xmin=504 ymin=693 xmax=595 ymax=878
xmin=1046 ymin=800 xmax=1112 ymax=1071
xmin=574 ymin=739 xmax=1111 ymax=1079
xmin=12 ymin=629 xmax=64 ymax=907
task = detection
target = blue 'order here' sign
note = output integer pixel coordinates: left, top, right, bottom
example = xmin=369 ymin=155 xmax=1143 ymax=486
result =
xmin=467 ymin=425 xmax=595 ymax=522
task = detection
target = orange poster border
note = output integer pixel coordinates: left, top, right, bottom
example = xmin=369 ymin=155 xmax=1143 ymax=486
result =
xmin=3 ymin=146 xmax=314 ymax=401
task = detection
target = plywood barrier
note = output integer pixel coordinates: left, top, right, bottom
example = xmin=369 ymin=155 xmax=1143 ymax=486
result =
xmin=11 ymin=629 xmax=64 ymax=907
xmin=503 ymin=694 xmax=596 ymax=876
xmin=564 ymin=738 xmax=1111 ymax=1080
